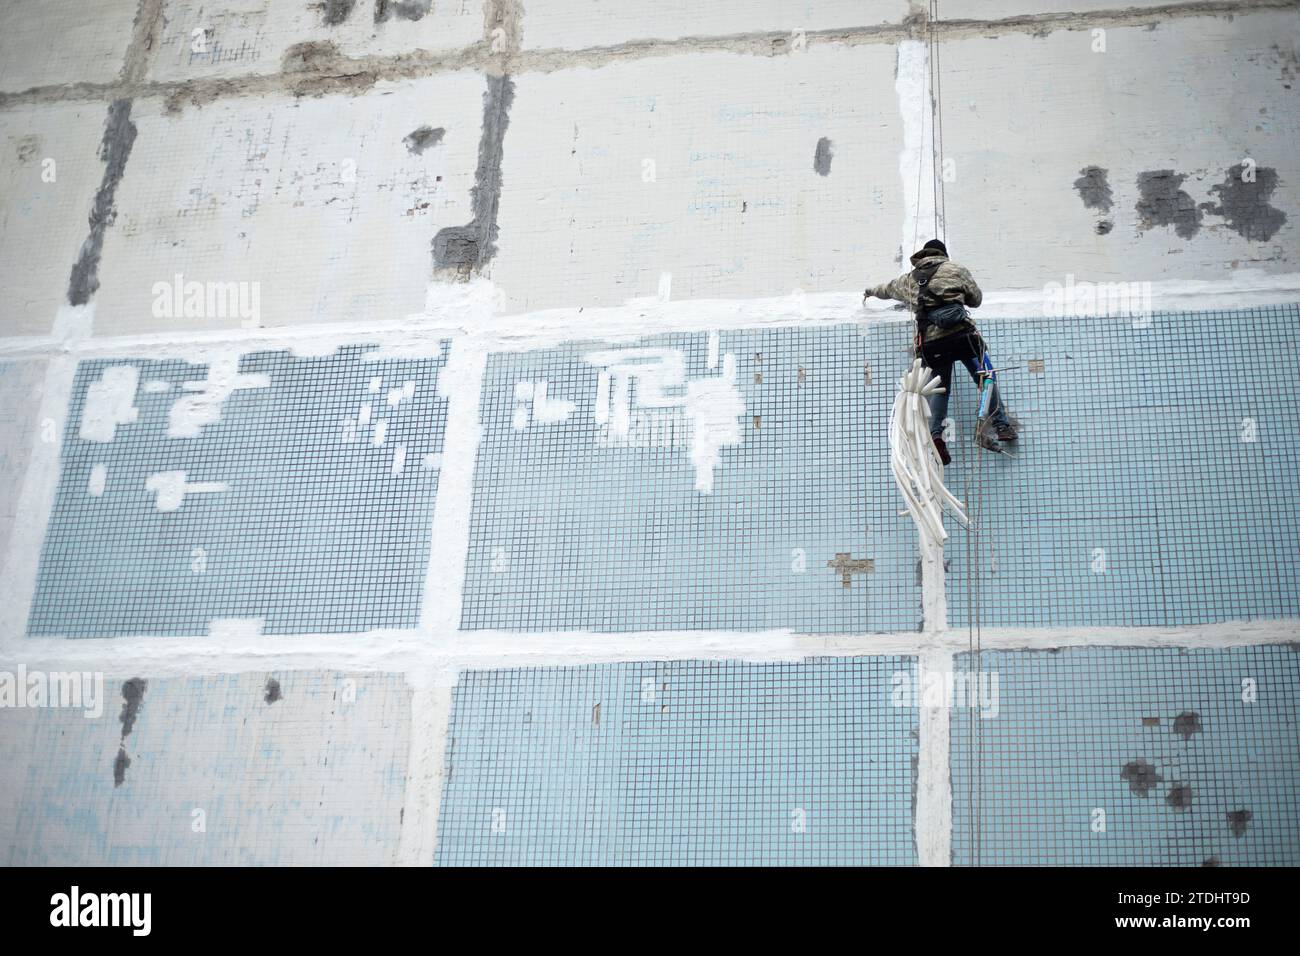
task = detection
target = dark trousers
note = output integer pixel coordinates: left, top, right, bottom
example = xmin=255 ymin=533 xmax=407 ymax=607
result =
xmin=920 ymin=329 xmax=1011 ymax=439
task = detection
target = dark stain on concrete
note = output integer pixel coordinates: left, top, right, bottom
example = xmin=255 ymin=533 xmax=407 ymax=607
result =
xmin=813 ymin=137 xmax=834 ymax=176
xmin=15 ymin=135 xmax=40 ymax=163
xmin=281 ymin=41 xmax=379 ymax=98
xmin=1227 ymin=808 xmax=1253 ymax=837
xmin=113 ymin=747 xmax=131 ymax=788
xmin=1165 ymin=782 xmax=1192 ymax=811
xmin=1136 ymin=169 xmax=1202 ymax=239
xmin=1173 ymin=710 xmax=1201 ymax=739
xmin=113 ymin=678 xmax=147 ymax=787
xmin=1095 ymin=219 xmax=1113 ymax=235
xmin=1200 ymin=164 xmax=1286 ymax=241
xmin=433 ymin=73 xmax=515 ymax=270
xmin=404 ymin=125 xmax=445 ymax=154
xmin=1121 ymin=758 xmax=1161 ymax=796
xmin=322 ymin=0 xmax=357 ymax=26
xmin=67 ymin=100 xmax=138 ymax=306
xmin=1074 ymin=165 xmax=1112 ymax=211
xmin=119 ymin=677 xmax=147 ymax=738
xmin=264 ymin=678 xmax=282 ymax=705
xmin=376 ymin=0 xmax=431 ymax=22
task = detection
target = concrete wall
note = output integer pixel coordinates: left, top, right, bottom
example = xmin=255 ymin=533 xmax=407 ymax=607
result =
xmin=0 ymin=0 xmax=1297 ymax=866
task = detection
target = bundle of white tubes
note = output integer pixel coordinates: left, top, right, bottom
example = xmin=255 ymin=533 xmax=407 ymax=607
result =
xmin=888 ymin=358 xmax=969 ymax=546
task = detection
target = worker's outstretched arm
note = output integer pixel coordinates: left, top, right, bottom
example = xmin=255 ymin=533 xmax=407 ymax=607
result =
xmin=863 ymin=272 xmax=918 ymax=307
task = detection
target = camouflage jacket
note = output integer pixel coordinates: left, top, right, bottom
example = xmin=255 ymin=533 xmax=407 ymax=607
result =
xmin=866 ymin=250 xmax=982 ymax=341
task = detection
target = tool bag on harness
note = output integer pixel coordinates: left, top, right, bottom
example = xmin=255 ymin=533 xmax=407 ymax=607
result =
xmin=912 ymin=260 xmax=971 ymax=331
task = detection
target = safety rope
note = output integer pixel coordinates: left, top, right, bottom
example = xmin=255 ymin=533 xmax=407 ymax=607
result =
xmin=928 ymin=0 xmax=947 ymax=243
xmin=963 ymin=331 xmax=990 ymax=870
xmin=923 ymin=0 xmax=983 ymax=866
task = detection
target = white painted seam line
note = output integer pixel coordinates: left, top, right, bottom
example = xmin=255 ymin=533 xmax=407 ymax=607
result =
xmin=420 ymin=338 xmax=487 ymax=640
xmin=1 ymin=622 xmax=1295 ymax=675
xmin=397 ymin=675 xmax=454 ymax=867
xmin=916 ymin=645 xmax=953 ymax=867
xmin=0 ymin=356 xmax=77 ymax=650
xmin=920 ymin=536 xmax=948 ymax=633
xmin=3 ymin=275 xmax=1300 ymax=360
xmin=896 ymin=38 xmax=929 ymax=266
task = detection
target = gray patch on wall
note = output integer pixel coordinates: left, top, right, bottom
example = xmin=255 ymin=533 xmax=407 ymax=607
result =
xmin=376 ymin=0 xmax=431 ymax=22
xmin=1136 ymin=169 xmax=1201 ymax=239
xmin=322 ymin=0 xmax=357 ymax=26
xmin=264 ymin=678 xmax=282 ymax=704
xmin=67 ymin=99 xmax=138 ymax=306
xmin=1172 ymin=710 xmax=1201 ymax=739
xmin=119 ymin=677 xmax=147 ymax=738
xmin=114 ymin=677 xmax=147 ymax=788
xmin=1165 ymin=782 xmax=1192 ymax=811
xmin=1200 ymin=164 xmax=1286 ymax=241
xmin=1120 ymin=758 xmax=1161 ymax=796
xmin=113 ymin=749 xmax=131 ymax=788
xmin=813 ymin=137 xmax=834 ymax=176
xmin=433 ymin=73 xmax=515 ymax=270
xmin=281 ymin=41 xmax=379 ymax=98
xmin=404 ymin=125 xmax=445 ymax=154
xmin=1073 ymin=165 xmax=1112 ymax=211
xmin=16 ymin=135 xmax=40 ymax=163
xmin=1227 ymin=808 xmax=1252 ymax=837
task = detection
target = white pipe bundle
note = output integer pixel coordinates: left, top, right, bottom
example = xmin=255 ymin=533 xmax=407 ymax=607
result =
xmin=889 ymin=358 xmax=969 ymax=546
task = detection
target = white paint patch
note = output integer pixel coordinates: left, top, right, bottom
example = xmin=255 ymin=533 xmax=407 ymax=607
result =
xmin=530 ymin=380 xmax=576 ymax=425
xmin=368 ymin=377 xmax=382 ymax=393
xmin=358 ymin=403 xmax=373 ymax=425
xmin=87 ymin=463 xmax=107 ymax=498
xmin=78 ymin=365 xmax=139 ymax=443
xmin=205 ymin=618 xmax=266 ymax=641
xmin=706 ymin=330 xmax=720 ymax=370
xmin=141 ymin=380 xmax=171 ymax=393
xmin=592 ymin=371 xmax=610 ymax=426
xmin=392 ymin=443 xmax=407 ymax=476
xmin=145 ymin=471 xmax=230 ymax=512
xmin=585 ymin=346 xmax=742 ymax=492
xmin=686 ymin=352 xmax=743 ymax=493
xmin=372 ymin=420 xmax=388 ymax=446
xmin=51 ymin=303 xmax=94 ymax=342
xmin=421 ymin=453 xmax=442 ymax=470
xmin=167 ymin=356 xmax=270 ymax=439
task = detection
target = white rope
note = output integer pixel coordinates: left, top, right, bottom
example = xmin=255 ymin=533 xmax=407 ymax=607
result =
xmin=889 ymin=358 xmax=969 ymax=547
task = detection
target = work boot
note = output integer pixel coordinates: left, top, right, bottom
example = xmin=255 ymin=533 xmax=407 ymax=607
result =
xmin=931 ymin=436 xmax=951 ymax=466
xmin=996 ymin=424 xmax=1019 ymax=442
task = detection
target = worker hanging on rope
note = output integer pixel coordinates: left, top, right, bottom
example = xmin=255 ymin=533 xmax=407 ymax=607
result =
xmin=863 ymin=239 xmax=1018 ymax=465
